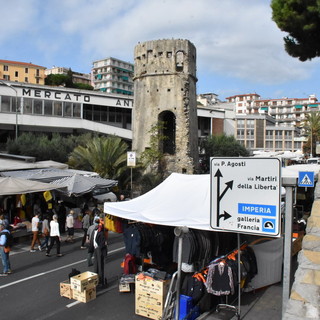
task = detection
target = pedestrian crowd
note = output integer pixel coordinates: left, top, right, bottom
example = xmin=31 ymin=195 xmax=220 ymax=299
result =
xmin=0 ymin=198 xmax=109 ymax=286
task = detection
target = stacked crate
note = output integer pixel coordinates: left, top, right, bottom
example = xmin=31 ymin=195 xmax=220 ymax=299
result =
xmin=60 ymin=271 xmax=98 ymax=303
xmin=135 ymin=274 xmax=170 ymax=320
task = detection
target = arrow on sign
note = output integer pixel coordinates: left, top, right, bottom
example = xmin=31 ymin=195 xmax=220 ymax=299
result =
xmin=214 ymin=169 xmax=233 ymax=227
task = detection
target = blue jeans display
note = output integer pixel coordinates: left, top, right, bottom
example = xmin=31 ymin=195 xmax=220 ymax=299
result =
xmin=0 ymin=247 xmax=11 ymax=273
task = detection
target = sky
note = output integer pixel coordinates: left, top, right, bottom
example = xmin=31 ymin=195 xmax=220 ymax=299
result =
xmin=1 ymin=0 xmax=320 ymax=101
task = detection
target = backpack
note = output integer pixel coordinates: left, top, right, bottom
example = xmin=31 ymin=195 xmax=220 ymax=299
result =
xmin=1 ymin=231 xmax=14 ymax=248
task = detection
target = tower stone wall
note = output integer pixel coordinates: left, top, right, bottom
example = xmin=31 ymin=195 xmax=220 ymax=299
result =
xmin=132 ymin=39 xmax=198 ymax=174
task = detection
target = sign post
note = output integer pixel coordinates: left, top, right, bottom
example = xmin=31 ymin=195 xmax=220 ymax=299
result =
xmin=127 ymin=152 xmax=136 ymax=198
xmin=210 ymin=157 xmax=281 ymax=237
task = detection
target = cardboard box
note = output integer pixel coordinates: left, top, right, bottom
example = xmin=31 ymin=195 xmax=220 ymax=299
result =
xmin=135 ymin=275 xmax=169 ymax=296
xmin=70 ymin=271 xmax=98 ymax=292
xmin=135 ymin=275 xmax=170 ymax=320
xmin=72 ymin=287 xmax=96 ymax=303
xmin=119 ymin=282 xmax=131 ymax=292
xmin=60 ymin=280 xmax=73 ymax=299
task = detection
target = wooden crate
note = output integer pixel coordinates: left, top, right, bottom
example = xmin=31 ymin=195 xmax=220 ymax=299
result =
xmin=135 ymin=275 xmax=170 ymax=320
xmin=70 ymin=271 xmax=98 ymax=292
xmin=72 ymin=287 xmax=96 ymax=303
xmin=60 ymin=280 xmax=73 ymax=299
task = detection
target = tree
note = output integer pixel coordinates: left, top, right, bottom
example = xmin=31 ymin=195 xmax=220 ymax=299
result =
xmin=199 ymin=134 xmax=249 ymax=173
xmin=302 ymin=111 xmax=320 ymax=156
xmin=68 ymin=135 xmax=128 ymax=180
xmin=271 ymin=0 xmax=320 ymax=61
xmin=6 ymin=132 xmax=88 ymax=162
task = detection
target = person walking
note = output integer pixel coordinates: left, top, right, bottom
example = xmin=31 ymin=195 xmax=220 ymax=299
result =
xmin=87 ymin=217 xmax=99 ymax=267
xmin=40 ymin=214 xmax=50 ymax=250
xmin=0 ymin=223 xmax=12 ymax=276
xmin=30 ymin=213 xmax=41 ymax=252
xmin=46 ymin=214 xmax=62 ymax=257
xmin=80 ymin=210 xmax=91 ymax=249
xmin=65 ymin=210 xmax=75 ymax=243
xmin=90 ymin=219 xmax=108 ymax=287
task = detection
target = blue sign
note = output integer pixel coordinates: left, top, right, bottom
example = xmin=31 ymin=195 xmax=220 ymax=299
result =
xmin=298 ymin=171 xmax=314 ymax=187
xmin=238 ymin=203 xmax=276 ymax=217
xmin=262 ymin=218 xmax=276 ymax=233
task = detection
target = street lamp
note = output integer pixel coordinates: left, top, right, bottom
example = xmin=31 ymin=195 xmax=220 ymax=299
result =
xmin=0 ymin=81 xmax=18 ymax=140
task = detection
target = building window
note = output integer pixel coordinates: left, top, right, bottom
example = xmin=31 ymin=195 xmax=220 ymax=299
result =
xmin=73 ymin=103 xmax=81 ymax=118
xmin=64 ymin=102 xmax=72 ymax=117
xmin=15 ymin=71 xmax=18 ymax=77
xmin=237 ymin=119 xmax=245 ymax=128
xmin=3 ymin=65 xmax=8 ymax=71
xmin=53 ymin=101 xmax=62 ymax=116
xmin=23 ymin=98 xmax=33 ymax=114
xmin=3 ymin=75 xmax=10 ymax=80
xmin=25 ymin=68 xmax=29 ymax=73
xmin=34 ymin=99 xmax=42 ymax=114
xmin=25 ymin=77 xmax=28 ymax=82
xmin=44 ymin=100 xmax=53 ymax=115
xmin=0 ymin=95 xmax=11 ymax=112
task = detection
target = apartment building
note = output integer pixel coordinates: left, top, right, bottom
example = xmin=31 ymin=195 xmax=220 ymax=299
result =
xmin=92 ymin=57 xmax=134 ymax=95
xmin=226 ymin=93 xmax=319 ymax=128
xmin=45 ymin=67 xmax=91 ymax=86
xmin=0 ymin=59 xmax=46 ymax=85
xmin=236 ymin=114 xmax=303 ymax=151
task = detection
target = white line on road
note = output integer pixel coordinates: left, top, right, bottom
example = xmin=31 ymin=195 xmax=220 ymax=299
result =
xmin=0 ymin=246 xmax=125 ymax=290
xmin=66 ymin=284 xmax=118 ymax=308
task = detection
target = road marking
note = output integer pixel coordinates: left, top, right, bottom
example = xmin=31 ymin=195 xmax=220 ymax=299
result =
xmin=66 ymin=284 xmax=118 ymax=308
xmin=0 ymin=246 xmax=124 ymax=290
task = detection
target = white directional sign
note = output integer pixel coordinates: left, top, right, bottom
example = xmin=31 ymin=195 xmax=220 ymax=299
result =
xmin=127 ymin=151 xmax=136 ymax=167
xmin=210 ymin=157 xmax=281 ymax=237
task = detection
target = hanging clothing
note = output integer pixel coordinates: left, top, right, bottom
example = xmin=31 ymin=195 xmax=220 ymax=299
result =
xmin=205 ymin=262 xmax=234 ymax=296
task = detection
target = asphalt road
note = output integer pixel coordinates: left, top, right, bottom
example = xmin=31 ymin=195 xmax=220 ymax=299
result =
xmin=0 ymin=231 xmax=142 ymax=320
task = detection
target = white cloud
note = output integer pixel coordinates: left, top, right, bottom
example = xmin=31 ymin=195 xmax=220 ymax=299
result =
xmin=0 ymin=0 xmax=317 ymax=93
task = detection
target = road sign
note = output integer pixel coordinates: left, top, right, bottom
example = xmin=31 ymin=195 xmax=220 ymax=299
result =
xmin=210 ymin=157 xmax=281 ymax=237
xmin=127 ymin=151 xmax=136 ymax=167
xmin=298 ymin=171 xmax=314 ymax=187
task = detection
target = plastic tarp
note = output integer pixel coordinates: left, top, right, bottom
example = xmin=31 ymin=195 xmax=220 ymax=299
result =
xmin=1 ymin=168 xmax=98 ymax=183
xmin=51 ymin=174 xmax=117 ymax=197
xmin=0 ymin=176 xmax=63 ymax=195
xmin=0 ymin=159 xmax=68 ymax=171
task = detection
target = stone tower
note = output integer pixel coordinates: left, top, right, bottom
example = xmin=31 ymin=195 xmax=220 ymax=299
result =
xmin=132 ymin=39 xmax=198 ymax=174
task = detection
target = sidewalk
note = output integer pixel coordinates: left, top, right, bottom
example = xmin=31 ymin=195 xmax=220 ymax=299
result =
xmin=198 ymin=283 xmax=282 ymax=320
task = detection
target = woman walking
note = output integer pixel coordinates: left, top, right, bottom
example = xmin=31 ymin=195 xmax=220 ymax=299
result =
xmin=46 ymin=214 xmax=62 ymax=257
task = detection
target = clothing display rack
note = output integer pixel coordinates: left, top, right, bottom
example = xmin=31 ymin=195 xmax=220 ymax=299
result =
xmin=215 ymin=233 xmax=242 ymax=320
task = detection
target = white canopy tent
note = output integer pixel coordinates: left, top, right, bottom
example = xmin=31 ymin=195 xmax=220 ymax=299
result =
xmin=104 ymin=173 xmax=212 ymax=231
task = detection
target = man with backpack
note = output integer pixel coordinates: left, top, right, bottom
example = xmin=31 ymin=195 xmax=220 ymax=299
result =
xmin=0 ymin=223 xmax=12 ymax=276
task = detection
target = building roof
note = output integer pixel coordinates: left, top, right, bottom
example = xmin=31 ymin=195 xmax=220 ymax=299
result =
xmin=0 ymin=59 xmax=46 ymax=69
xmin=225 ymin=93 xmax=261 ymax=100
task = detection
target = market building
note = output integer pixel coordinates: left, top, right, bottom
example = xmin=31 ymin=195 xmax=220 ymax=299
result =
xmin=0 ymin=80 xmax=304 ymax=155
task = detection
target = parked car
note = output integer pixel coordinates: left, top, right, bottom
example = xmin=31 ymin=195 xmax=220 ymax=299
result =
xmin=306 ymin=157 xmax=320 ymax=164
xmin=92 ymin=188 xmax=117 ymax=203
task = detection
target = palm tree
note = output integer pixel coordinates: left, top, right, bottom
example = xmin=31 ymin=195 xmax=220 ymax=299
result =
xmin=68 ymin=135 xmax=128 ymax=180
xmin=302 ymin=112 xmax=320 ymax=157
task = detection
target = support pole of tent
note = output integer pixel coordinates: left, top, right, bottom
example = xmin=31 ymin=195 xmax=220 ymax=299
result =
xmin=174 ymin=226 xmax=189 ymax=320
xmin=282 ymin=177 xmax=296 ymax=317
xmin=237 ymin=233 xmax=241 ymax=318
